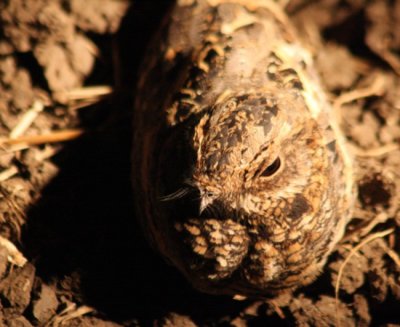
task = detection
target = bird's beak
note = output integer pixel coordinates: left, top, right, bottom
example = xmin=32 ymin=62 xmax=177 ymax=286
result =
xmin=199 ymin=195 xmax=214 ymax=214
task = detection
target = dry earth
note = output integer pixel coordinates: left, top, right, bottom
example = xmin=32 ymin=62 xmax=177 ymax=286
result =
xmin=0 ymin=0 xmax=400 ymax=326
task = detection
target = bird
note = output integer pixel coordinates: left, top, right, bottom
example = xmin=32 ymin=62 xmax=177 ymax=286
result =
xmin=132 ymin=0 xmax=355 ymax=297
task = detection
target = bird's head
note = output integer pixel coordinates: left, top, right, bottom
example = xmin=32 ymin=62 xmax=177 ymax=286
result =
xmin=192 ymin=90 xmax=329 ymax=218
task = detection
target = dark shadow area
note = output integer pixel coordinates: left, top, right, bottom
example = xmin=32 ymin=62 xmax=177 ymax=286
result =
xmin=370 ymin=294 xmax=400 ymax=326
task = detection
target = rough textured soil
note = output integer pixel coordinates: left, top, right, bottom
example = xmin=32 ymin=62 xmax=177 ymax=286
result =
xmin=0 ymin=0 xmax=399 ymax=326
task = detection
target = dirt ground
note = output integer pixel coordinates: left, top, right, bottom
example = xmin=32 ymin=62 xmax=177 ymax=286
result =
xmin=0 ymin=0 xmax=400 ymax=326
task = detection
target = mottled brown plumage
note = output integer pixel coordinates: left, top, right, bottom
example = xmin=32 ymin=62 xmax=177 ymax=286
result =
xmin=132 ymin=0 xmax=355 ymax=296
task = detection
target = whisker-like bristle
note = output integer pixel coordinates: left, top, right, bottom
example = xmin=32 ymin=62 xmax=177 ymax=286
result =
xmin=159 ymin=187 xmax=190 ymax=201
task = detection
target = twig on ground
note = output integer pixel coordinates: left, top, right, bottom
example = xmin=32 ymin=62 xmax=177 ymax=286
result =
xmin=0 ymin=235 xmax=27 ymax=267
xmin=10 ymin=101 xmax=45 ymax=139
xmin=333 ymin=76 xmax=386 ymax=111
xmin=0 ymin=129 xmax=84 ymax=147
xmin=48 ymin=303 xmax=95 ymax=327
xmin=381 ymin=241 xmax=400 ymax=268
xmin=0 ymin=166 xmax=19 ymax=182
xmin=55 ymin=85 xmax=113 ymax=105
xmin=359 ymin=212 xmax=390 ymax=238
xmin=68 ymin=98 xmax=103 ymax=111
xmin=65 ymin=85 xmax=113 ymax=101
xmin=270 ymin=300 xmax=286 ymax=319
xmin=375 ymin=49 xmax=400 ymax=76
xmin=349 ymin=143 xmax=400 ymax=158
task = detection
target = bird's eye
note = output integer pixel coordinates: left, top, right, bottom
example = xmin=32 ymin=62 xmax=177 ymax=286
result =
xmin=260 ymin=157 xmax=281 ymax=177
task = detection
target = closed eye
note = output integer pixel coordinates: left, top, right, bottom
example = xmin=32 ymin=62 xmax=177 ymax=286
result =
xmin=260 ymin=157 xmax=281 ymax=177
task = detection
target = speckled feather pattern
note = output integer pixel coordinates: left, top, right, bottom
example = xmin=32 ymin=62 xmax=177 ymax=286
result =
xmin=132 ymin=0 xmax=355 ymax=296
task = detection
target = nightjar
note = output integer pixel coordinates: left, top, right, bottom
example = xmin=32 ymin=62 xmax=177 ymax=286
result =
xmin=132 ymin=0 xmax=355 ymax=296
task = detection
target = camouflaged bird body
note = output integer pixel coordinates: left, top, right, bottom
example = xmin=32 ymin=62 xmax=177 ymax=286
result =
xmin=133 ymin=0 xmax=355 ymax=296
